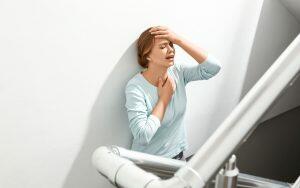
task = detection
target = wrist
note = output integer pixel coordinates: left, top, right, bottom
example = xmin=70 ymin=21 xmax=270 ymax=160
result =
xmin=174 ymin=35 xmax=184 ymax=45
xmin=159 ymin=97 xmax=170 ymax=106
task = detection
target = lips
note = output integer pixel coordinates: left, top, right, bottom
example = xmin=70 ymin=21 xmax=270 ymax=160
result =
xmin=166 ymin=55 xmax=174 ymax=59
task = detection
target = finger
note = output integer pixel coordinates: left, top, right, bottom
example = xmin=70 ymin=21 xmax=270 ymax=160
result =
xmin=162 ymin=76 xmax=168 ymax=87
xmin=158 ymin=77 xmax=163 ymax=87
xmin=149 ymin=27 xmax=160 ymax=32
xmin=157 ymin=26 xmax=167 ymax=30
xmin=150 ymin=30 xmax=168 ymax=35
xmin=169 ymin=77 xmax=176 ymax=86
xmin=169 ymin=79 xmax=176 ymax=90
xmin=154 ymin=35 xmax=168 ymax=39
xmin=149 ymin=28 xmax=155 ymax=32
xmin=150 ymin=26 xmax=167 ymax=32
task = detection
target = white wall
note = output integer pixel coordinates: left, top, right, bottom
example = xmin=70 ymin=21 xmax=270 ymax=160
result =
xmin=0 ymin=0 xmax=264 ymax=188
xmin=241 ymin=0 xmax=300 ymax=123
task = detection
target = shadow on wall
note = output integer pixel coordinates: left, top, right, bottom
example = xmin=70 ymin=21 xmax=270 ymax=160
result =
xmin=63 ymin=40 xmax=142 ymax=188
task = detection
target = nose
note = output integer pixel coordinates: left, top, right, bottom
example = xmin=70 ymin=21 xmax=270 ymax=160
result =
xmin=167 ymin=45 xmax=174 ymax=52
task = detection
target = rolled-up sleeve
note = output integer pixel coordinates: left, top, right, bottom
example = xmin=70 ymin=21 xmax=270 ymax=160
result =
xmin=178 ymin=54 xmax=221 ymax=85
xmin=125 ymin=84 xmax=161 ymax=145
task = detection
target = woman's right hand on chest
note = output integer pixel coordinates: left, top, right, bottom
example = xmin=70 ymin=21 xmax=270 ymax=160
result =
xmin=157 ymin=74 xmax=176 ymax=105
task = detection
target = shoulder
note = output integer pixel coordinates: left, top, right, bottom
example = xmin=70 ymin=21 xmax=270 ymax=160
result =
xmin=169 ymin=62 xmax=183 ymax=79
xmin=171 ymin=62 xmax=185 ymax=76
xmin=125 ymin=73 xmax=145 ymax=94
xmin=172 ymin=62 xmax=182 ymax=72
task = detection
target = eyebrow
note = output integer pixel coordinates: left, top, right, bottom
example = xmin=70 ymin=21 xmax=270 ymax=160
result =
xmin=159 ymin=41 xmax=170 ymax=45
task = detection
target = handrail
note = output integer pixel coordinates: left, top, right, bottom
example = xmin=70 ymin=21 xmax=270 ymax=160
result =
xmin=95 ymin=146 xmax=292 ymax=187
xmin=92 ymin=34 xmax=300 ymax=188
xmin=106 ymin=145 xmax=185 ymax=178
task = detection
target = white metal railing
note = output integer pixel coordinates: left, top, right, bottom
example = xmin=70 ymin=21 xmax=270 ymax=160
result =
xmin=94 ymin=146 xmax=293 ymax=187
xmin=92 ymin=34 xmax=300 ymax=188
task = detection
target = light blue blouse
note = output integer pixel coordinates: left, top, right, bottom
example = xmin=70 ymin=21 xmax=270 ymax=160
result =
xmin=125 ymin=54 xmax=221 ymax=158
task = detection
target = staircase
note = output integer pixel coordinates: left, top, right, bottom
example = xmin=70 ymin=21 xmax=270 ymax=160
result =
xmin=92 ymin=34 xmax=300 ymax=188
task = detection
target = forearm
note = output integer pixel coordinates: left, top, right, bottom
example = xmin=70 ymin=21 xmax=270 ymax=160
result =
xmin=175 ymin=36 xmax=208 ymax=64
xmin=151 ymin=98 xmax=169 ymax=122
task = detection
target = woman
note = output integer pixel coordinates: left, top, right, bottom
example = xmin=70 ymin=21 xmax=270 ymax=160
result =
xmin=125 ymin=26 xmax=221 ymax=161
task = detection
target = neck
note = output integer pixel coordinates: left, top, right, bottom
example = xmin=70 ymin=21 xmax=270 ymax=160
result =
xmin=142 ymin=65 xmax=168 ymax=87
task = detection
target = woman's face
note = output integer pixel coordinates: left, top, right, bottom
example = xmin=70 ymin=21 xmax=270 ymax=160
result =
xmin=147 ymin=38 xmax=175 ymax=68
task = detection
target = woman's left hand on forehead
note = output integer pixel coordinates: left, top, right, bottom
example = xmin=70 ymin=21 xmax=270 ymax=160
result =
xmin=149 ymin=26 xmax=181 ymax=44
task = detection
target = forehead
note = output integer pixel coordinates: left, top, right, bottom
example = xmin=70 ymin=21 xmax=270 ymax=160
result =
xmin=155 ymin=38 xmax=170 ymax=45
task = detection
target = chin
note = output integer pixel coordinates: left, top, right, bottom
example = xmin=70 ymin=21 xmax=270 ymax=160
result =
xmin=161 ymin=60 xmax=174 ymax=68
xmin=169 ymin=61 xmax=174 ymax=66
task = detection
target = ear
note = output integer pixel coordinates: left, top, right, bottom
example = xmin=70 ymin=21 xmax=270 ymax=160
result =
xmin=146 ymin=56 xmax=151 ymax=61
